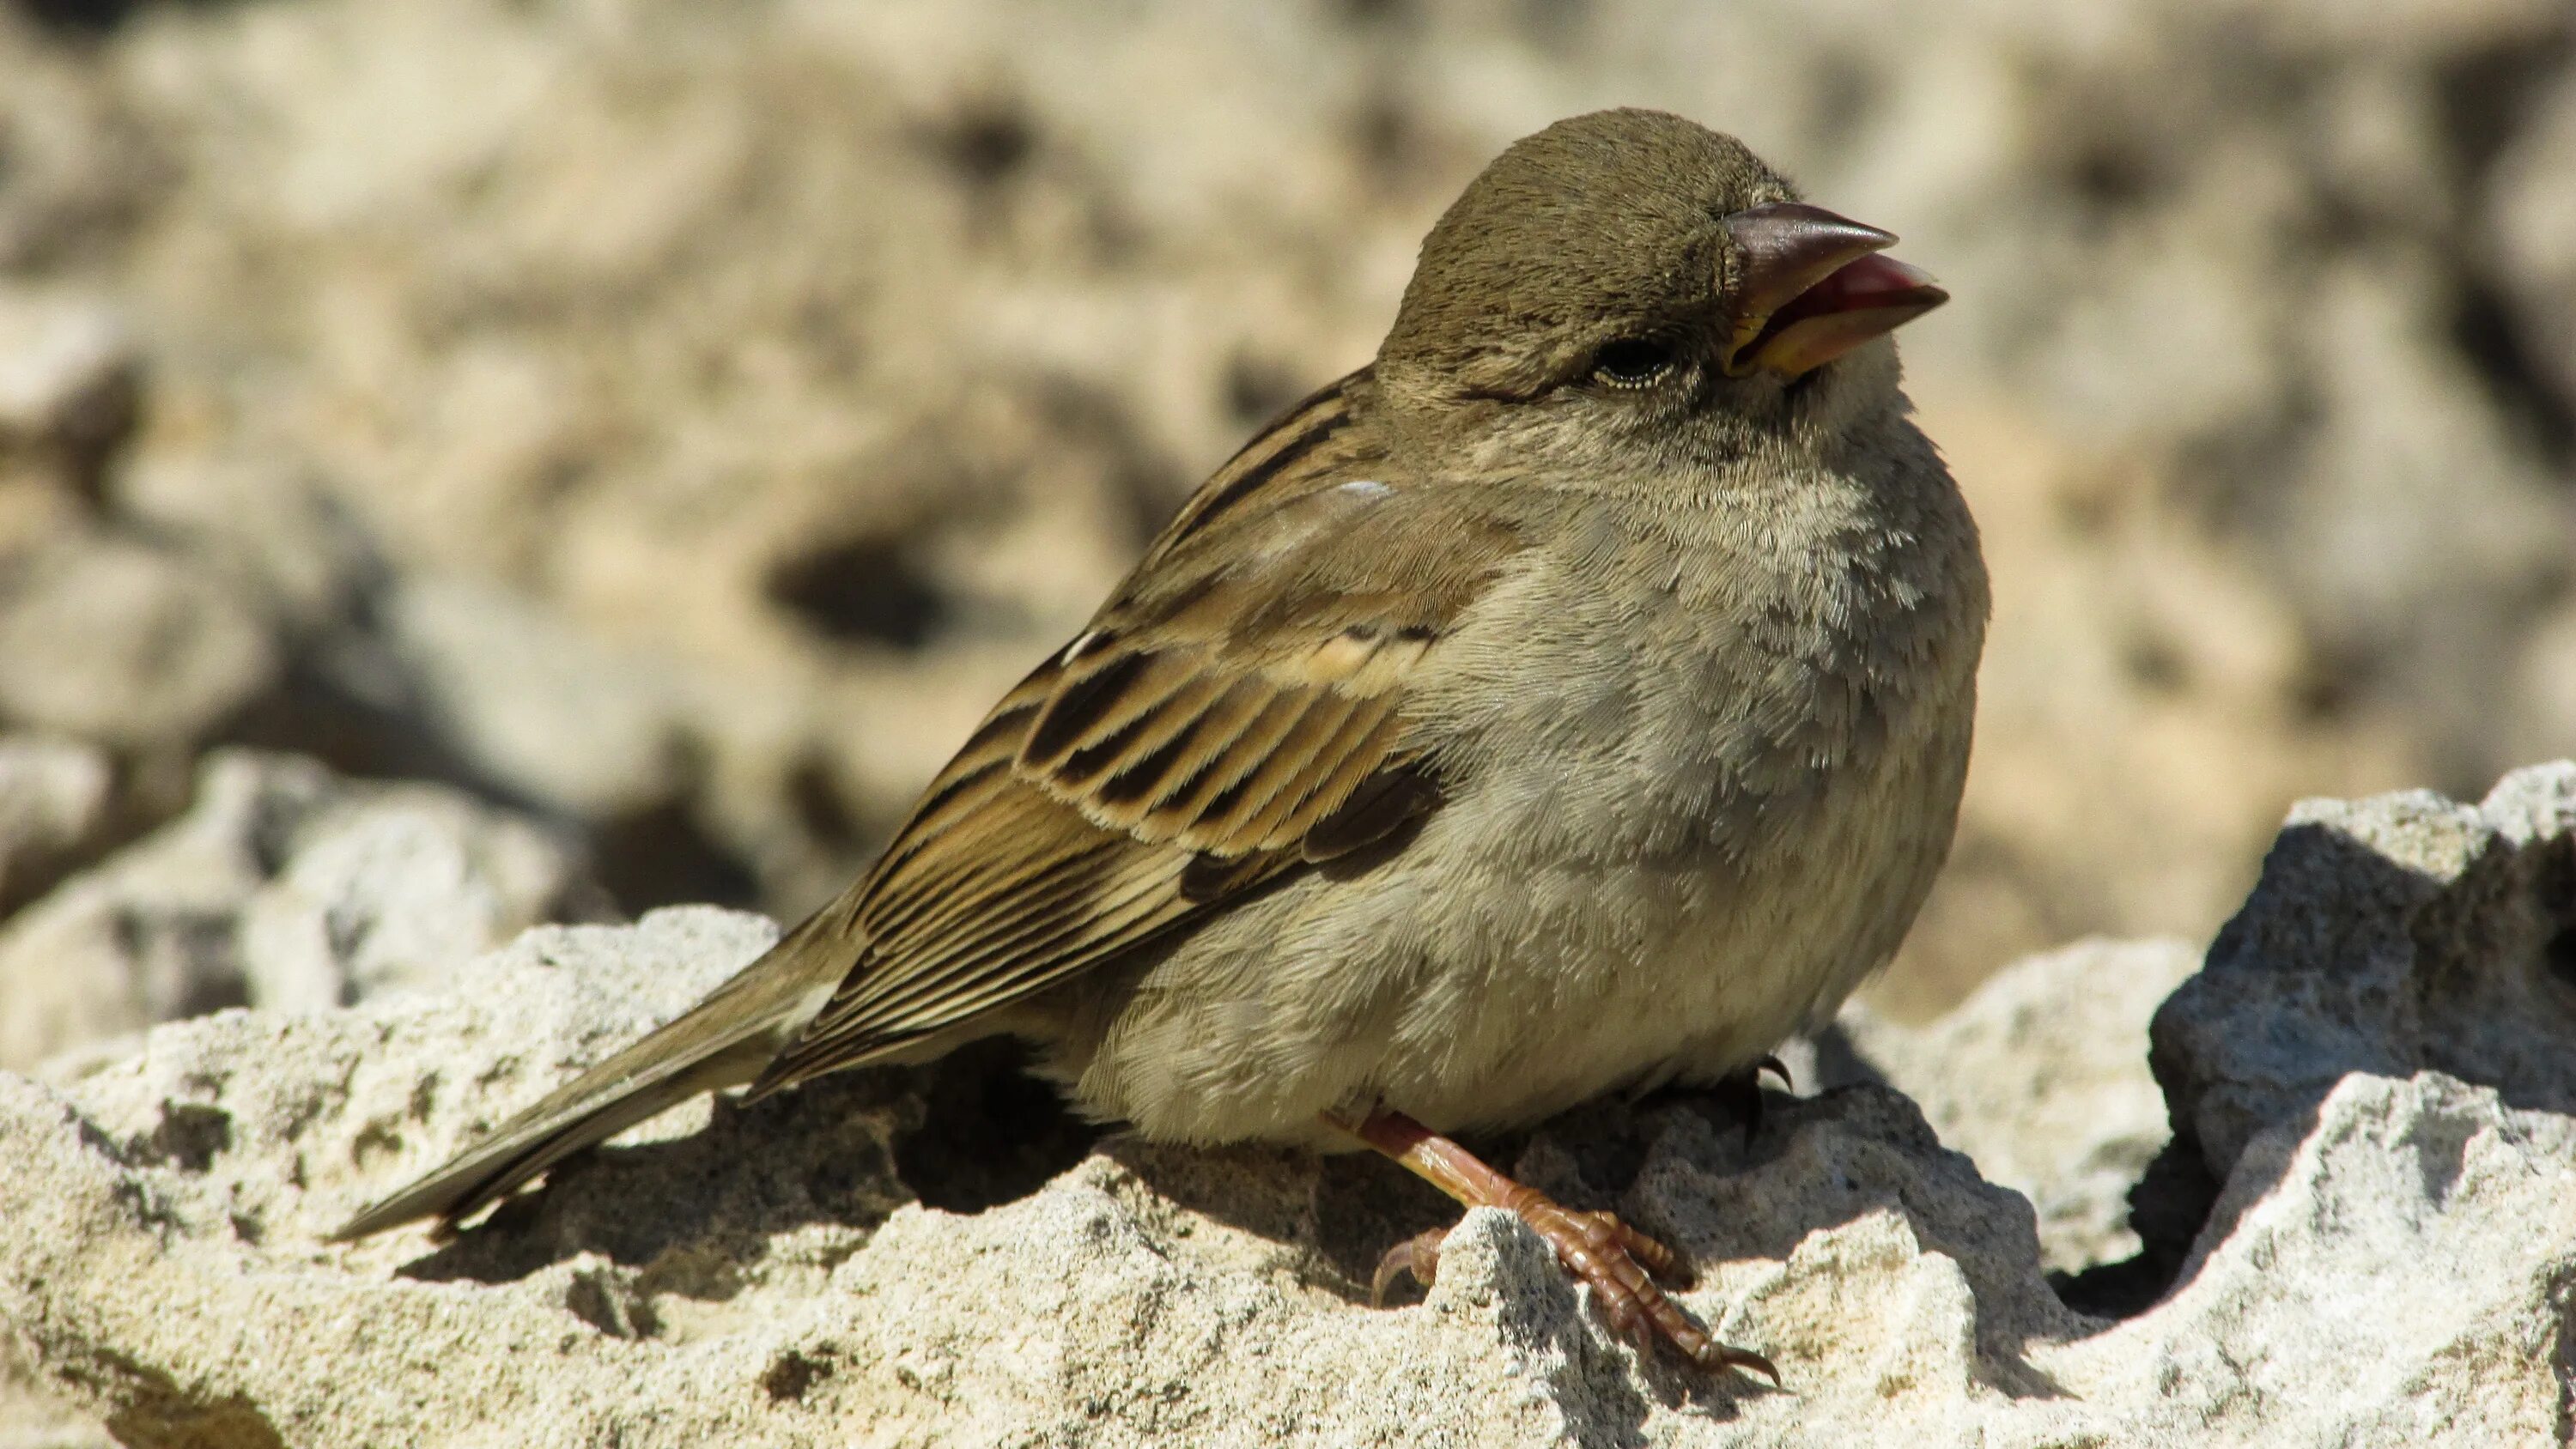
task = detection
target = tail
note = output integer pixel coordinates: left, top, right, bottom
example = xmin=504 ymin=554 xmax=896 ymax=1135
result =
xmin=328 ymin=913 xmax=846 ymax=1242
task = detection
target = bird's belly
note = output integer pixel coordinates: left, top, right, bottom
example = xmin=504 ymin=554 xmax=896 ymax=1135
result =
xmin=1364 ymin=726 xmax=1959 ymax=1135
xmin=1047 ymin=685 xmax=1969 ymax=1149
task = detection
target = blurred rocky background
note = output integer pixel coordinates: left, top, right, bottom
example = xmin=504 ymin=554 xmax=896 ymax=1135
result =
xmin=4 ymin=3 xmax=2576 ymax=1442
xmin=0 ymin=0 xmax=2568 ymax=1049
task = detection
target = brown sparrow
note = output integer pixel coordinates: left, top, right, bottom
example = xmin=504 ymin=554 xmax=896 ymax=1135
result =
xmin=334 ymin=108 xmax=1986 ymax=1379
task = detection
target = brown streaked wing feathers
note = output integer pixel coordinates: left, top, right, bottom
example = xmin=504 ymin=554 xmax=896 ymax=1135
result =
xmin=750 ymin=368 xmax=1522 ymax=1096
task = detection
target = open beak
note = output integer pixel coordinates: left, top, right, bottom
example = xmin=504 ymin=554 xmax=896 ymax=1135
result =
xmin=1718 ymin=202 xmax=1948 ymax=379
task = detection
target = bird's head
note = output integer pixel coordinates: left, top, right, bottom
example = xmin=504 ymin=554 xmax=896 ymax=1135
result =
xmin=1376 ymin=108 xmax=1946 ymax=473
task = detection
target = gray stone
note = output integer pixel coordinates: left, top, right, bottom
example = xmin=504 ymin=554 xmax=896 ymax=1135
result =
xmin=2062 ymin=1070 xmax=2576 ymax=1446
xmin=0 ymin=750 xmax=606 ymax=1075
xmin=2153 ymin=760 xmax=2576 ymax=1186
xmin=2490 ymin=69 xmax=2576 ymax=420
xmin=378 ymin=576 xmax=691 ymax=824
xmin=109 ymin=458 xmax=386 ymax=643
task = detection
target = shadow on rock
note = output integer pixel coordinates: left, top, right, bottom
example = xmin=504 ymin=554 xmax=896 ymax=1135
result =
xmin=396 ymin=1072 xmax=911 ymax=1287
xmin=400 ymin=1040 xmax=1100 ymax=1287
xmin=2060 ymin=768 xmax=2576 ymax=1322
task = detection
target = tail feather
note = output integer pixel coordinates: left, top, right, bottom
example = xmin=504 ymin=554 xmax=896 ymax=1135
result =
xmin=329 ymin=917 xmax=846 ymax=1242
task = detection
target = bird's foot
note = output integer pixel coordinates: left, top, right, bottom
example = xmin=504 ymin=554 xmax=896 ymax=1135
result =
xmin=1338 ymin=1108 xmax=1777 ymax=1382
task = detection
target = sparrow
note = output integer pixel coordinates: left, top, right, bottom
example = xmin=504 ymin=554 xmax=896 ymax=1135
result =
xmin=332 ymin=108 xmax=1987 ymax=1380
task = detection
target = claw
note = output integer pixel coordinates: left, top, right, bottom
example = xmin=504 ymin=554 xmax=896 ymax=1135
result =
xmin=1370 ymin=1227 xmax=1448 ymax=1306
xmin=1701 ymin=1062 xmax=1781 ymax=1149
xmin=1719 ymin=1055 xmax=1794 ymax=1149
xmin=1756 ymin=1053 xmax=1794 ymax=1093
xmin=1723 ymin=1345 xmax=1784 ymax=1387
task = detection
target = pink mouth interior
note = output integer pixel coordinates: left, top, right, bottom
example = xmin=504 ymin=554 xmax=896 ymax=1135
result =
xmin=1769 ymin=254 xmax=1941 ymax=329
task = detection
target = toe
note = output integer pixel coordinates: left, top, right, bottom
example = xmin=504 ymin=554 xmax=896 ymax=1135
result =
xmin=1512 ymin=1198 xmax=1772 ymax=1380
xmin=1370 ymin=1225 xmax=1450 ymax=1306
xmin=1597 ymin=1212 xmax=1690 ymax=1286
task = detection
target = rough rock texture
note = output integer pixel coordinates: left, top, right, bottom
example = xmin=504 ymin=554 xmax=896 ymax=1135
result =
xmin=0 ymin=0 xmax=2568 ymax=1012
xmin=0 ymin=749 xmax=610 ymax=1076
xmin=1838 ymin=937 xmax=2201 ymax=1274
xmin=2149 ymin=759 xmax=2576 ymax=1229
xmin=1 ymin=767 xmax=2570 ymax=1446
xmin=0 ymin=1362 xmax=101 ymax=1449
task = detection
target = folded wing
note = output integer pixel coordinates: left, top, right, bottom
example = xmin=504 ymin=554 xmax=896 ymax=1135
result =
xmin=750 ymin=371 xmax=1521 ymax=1094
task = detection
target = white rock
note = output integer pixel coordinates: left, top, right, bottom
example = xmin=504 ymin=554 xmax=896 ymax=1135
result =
xmin=0 ymin=770 xmax=2567 ymax=1446
xmin=2489 ymin=69 xmax=2576 ymax=418
xmin=2154 ymin=761 xmax=2576 ymax=1183
xmin=1840 ymin=936 xmax=2201 ymax=1272
xmin=0 ymin=750 xmax=605 ymax=1075
xmin=2057 ymin=1071 xmax=2576 ymax=1446
xmin=380 ymin=575 xmax=690 ymax=824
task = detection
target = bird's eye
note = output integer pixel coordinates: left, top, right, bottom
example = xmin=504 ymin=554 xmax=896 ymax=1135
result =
xmin=1589 ymin=337 xmax=1675 ymax=389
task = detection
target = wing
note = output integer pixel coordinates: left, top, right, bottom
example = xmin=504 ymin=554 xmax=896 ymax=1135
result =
xmin=750 ymin=370 xmax=1523 ymax=1094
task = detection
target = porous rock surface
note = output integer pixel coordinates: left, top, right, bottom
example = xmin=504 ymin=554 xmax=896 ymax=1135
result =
xmin=0 ymin=748 xmax=610 ymax=1076
xmin=1835 ymin=936 xmax=2201 ymax=1275
xmin=2 ymin=767 xmax=2572 ymax=1446
xmin=2159 ymin=761 xmax=2576 ymax=1176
